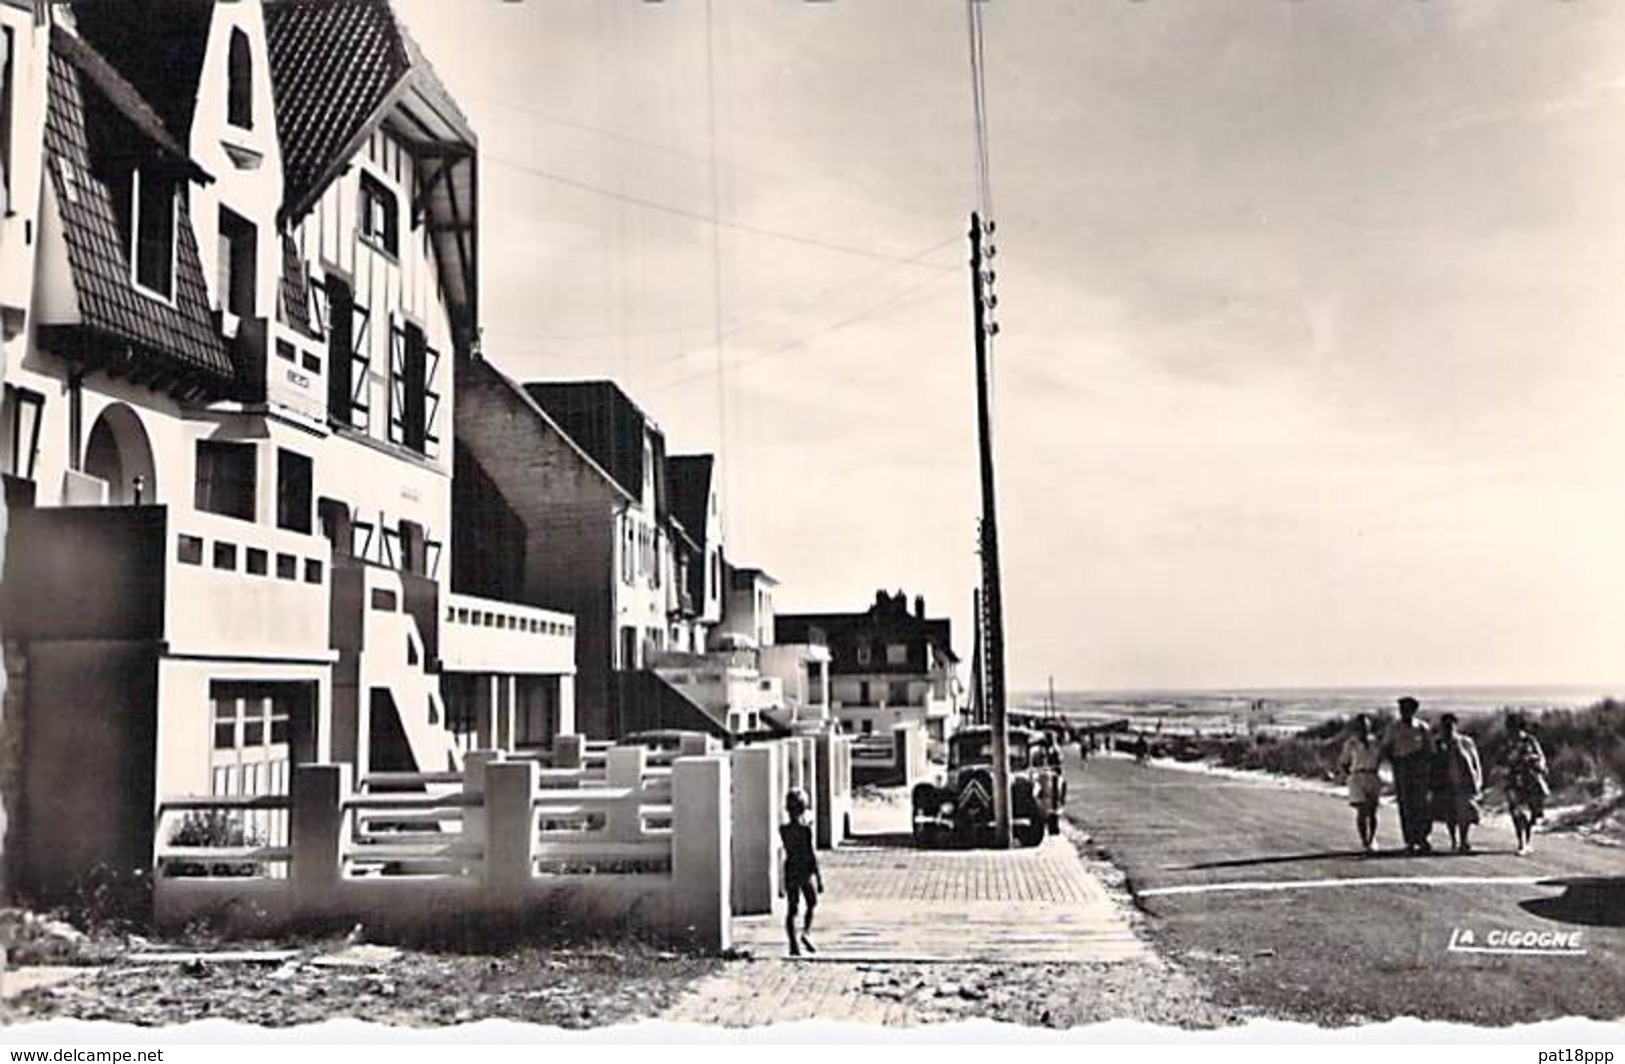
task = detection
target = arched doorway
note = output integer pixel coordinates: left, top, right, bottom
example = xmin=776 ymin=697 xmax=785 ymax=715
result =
xmin=83 ymin=403 xmax=157 ymax=505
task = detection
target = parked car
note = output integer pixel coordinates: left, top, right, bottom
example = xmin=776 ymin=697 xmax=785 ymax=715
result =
xmin=910 ymin=726 xmax=1066 ymax=848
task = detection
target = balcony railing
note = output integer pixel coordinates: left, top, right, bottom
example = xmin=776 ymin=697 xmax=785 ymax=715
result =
xmin=3 ymin=505 xmax=331 ymax=658
xmin=441 ymin=592 xmax=575 ymax=675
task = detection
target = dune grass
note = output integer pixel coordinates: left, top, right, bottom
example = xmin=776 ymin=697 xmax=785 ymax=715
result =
xmin=1178 ymin=699 xmax=1625 ymax=806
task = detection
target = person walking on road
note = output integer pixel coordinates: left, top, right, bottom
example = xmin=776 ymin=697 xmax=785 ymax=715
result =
xmin=1502 ymin=714 xmax=1550 ymax=856
xmin=1339 ymin=714 xmax=1384 ymax=853
xmin=1383 ymin=696 xmax=1434 ymax=854
xmin=1429 ymin=713 xmax=1483 ymax=854
xmin=780 ymin=787 xmax=823 ymax=957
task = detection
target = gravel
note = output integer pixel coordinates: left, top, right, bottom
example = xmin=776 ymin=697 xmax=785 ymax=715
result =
xmin=1 ymin=940 xmax=718 ymax=1029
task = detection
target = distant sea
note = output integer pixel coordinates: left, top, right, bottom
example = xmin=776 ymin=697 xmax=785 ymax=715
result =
xmin=1011 ymin=684 xmax=1625 ymax=738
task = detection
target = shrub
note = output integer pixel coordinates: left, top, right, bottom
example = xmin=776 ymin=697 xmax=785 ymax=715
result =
xmin=165 ymin=810 xmax=264 ymax=878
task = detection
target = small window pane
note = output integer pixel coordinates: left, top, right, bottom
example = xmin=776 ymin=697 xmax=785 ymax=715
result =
xmin=276 ymin=552 xmax=297 ymax=580
xmin=213 ymin=721 xmax=236 ymax=750
xmin=303 ymin=558 xmax=323 ymax=585
xmin=177 ymin=534 xmax=204 ymax=565
xmin=245 ymin=548 xmax=268 ymax=575
xmin=213 ymin=542 xmax=237 ymax=570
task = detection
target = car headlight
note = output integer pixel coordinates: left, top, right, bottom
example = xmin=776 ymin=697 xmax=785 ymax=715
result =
xmin=939 ymin=801 xmax=955 ymax=816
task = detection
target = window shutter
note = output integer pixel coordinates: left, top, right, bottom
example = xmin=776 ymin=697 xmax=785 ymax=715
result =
xmin=423 ymin=343 xmax=441 ymax=458
xmin=387 ymin=320 xmax=407 ymax=446
xmin=309 ymin=277 xmax=329 ymax=339
xmin=349 ymin=303 xmax=371 ymax=431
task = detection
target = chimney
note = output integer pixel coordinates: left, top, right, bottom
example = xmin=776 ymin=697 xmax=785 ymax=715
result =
xmin=914 ymin=594 xmax=925 ymax=619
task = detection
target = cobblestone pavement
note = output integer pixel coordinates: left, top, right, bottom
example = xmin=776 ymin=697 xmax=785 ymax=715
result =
xmin=660 ymin=798 xmax=1220 ymax=1028
xmin=725 ymin=799 xmax=1145 ymax=964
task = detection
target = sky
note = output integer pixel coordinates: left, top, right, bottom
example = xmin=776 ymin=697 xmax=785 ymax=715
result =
xmin=393 ymin=0 xmax=1625 ymax=693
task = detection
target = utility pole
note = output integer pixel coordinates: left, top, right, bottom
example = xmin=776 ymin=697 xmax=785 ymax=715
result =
xmin=970 ymin=210 xmax=1010 ymax=849
xmin=970 ymin=585 xmax=984 ymax=726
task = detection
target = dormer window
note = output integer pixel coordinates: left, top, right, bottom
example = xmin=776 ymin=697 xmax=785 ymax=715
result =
xmin=130 ymin=169 xmax=176 ymax=301
xmin=227 ymin=28 xmax=253 ymax=130
xmin=359 ymin=172 xmax=398 ymax=256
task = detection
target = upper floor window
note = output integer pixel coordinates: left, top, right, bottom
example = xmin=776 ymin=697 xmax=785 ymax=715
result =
xmin=359 ymin=172 xmax=398 ymax=257
xmin=886 ymin=643 xmax=908 ymax=666
xmin=856 ymin=642 xmax=872 ymax=667
xmin=275 ymin=448 xmax=312 ymax=533
xmin=3 ymin=385 xmax=43 ymax=483
xmin=314 ymin=275 xmax=370 ymax=432
xmin=217 ymin=206 xmax=256 ymax=318
xmin=131 ymin=170 xmax=177 ymax=301
xmin=195 ymin=440 xmax=257 ymax=522
xmin=227 ymin=28 xmax=253 ymax=130
xmin=387 ymin=318 xmax=440 ymax=456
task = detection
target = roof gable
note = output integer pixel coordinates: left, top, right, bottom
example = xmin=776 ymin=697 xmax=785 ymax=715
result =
xmin=264 ymin=0 xmax=408 ymax=219
xmin=668 ymin=454 xmax=715 ymax=549
xmin=42 ymin=29 xmax=233 ymax=392
xmin=70 ymin=0 xmax=215 ymax=144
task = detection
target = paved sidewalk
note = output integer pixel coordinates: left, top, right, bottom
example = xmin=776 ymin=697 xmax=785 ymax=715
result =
xmin=726 ymin=796 xmax=1144 ymax=963
xmin=663 ymin=797 xmax=1159 ymax=1027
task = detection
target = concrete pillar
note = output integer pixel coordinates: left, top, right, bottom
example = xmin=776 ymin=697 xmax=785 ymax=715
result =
xmin=483 ymin=759 xmax=537 ymax=905
xmin=291 ymin=763 xmax=351 ymax=912
xmin=556 ymin=674 xmax=577 ymax=737
xmin=496 ymin=674 xmax=517 ymax=751
xmin=461 ymin=750 xmax=504 ymax=856
xmin=671 ymin=755 xmax=731 ymax=951
xmin=679 ymin=732 xmax=711 ymax=757
xmin=605 ymin=745 xmax=647 ymax=841
xmin=814 ymin=730 xmax=850 ymax=850
xmin=475 ymin=675 xmax=496 ymax=749
xmin=553 ymin=733 xmax=583 ymax=770
xmin=730 ymin=744 xmax=778 ymax=916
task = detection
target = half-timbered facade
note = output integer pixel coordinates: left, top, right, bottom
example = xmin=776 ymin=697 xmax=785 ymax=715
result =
xmin=0 ymin=0 xmax=573 ymax=903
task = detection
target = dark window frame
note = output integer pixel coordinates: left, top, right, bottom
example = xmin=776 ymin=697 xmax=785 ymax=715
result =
xmin=226 ymin=27 xmax=253 ymax=130
xmin=275 ymin=448 xmax=313 ymax=534
xmin=194 ymin=439 xmax=257 ymax=522
xmin=358 ymin=171 xmax=399 ymax=257
xmin=131 ymin=169 xmax=177 ymax=302
xmin=5 ymin=385 xmax=43 ymax=481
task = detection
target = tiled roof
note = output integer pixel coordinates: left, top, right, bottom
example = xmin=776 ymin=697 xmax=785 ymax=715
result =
xmin=264 ymin=0 xmax=410 ymax=220
xmin=278 ymin=233 xmax=318 ymax=338
xmin=43 ymin=33 xmax=234 ymax=387
xmin=51 ymin=27 xmax=205 ymax=178
xmin=668 ymin=455 xmax=714 ymax=549
xmin=70 ymin=0 xmax=215 ymax=143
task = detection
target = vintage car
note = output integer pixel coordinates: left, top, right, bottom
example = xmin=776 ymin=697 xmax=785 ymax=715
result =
xmin=910 ymin=726 xmax=1066 ymax=848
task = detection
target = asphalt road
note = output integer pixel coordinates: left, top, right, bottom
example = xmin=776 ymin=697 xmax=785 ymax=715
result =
xmin=1065 ymin=754 xmax=1625 ymax=1025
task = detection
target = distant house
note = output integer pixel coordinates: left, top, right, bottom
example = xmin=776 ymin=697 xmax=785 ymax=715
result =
xmin=718 ymin=563 xmax=777 ymax=650
xmin=777 ymin=591 xmax=961 ymax=747
xmin=667 ymin=454 xmax=724 ymax=651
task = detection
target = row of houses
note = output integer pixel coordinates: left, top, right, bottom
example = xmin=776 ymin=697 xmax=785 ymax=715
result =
xmin=0 ymin=0 xmax=963 ymax=907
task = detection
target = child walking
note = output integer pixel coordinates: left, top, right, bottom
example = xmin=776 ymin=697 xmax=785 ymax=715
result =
xmin=780 ymin=787 xmax=823 ymax=957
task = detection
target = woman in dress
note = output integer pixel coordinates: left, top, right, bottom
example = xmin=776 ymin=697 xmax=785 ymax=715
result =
xmin=1502 ymin=714 xmax=1550 ymax=856
xmin=1339 ymin=714 xmax=1384 ymax=853
xmin=1430 ymin=713 xmax=1483 ymax=853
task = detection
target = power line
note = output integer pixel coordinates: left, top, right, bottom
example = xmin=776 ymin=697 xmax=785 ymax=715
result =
xmin=483 ymin=232 xmax=961 ymax=361
xmin=483 ymin=152 xmax=958 ymax=271
xmin=645 ymin=268 xmax=959 ymax=395
xmin=631 ymin=233 xmax=960 ymax=383
xmin=466 ymin=92 xmax=947 ymax=227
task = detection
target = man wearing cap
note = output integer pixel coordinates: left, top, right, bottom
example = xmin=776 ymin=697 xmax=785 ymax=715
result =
xmin=1384 ymin=696 xmax=1433 ymax=854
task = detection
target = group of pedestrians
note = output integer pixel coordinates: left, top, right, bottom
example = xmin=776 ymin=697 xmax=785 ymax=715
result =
xmin=1339 ymin=696 xmax=1550 ymax=857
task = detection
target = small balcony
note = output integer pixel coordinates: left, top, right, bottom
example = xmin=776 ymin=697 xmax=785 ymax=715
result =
xmin=3 ymin=505 xmax=332 ymax=660
xmin=233 ymin=317 xmax=328 ymax=425
xmin=441 ymin=592 xmax=575 ymax=676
